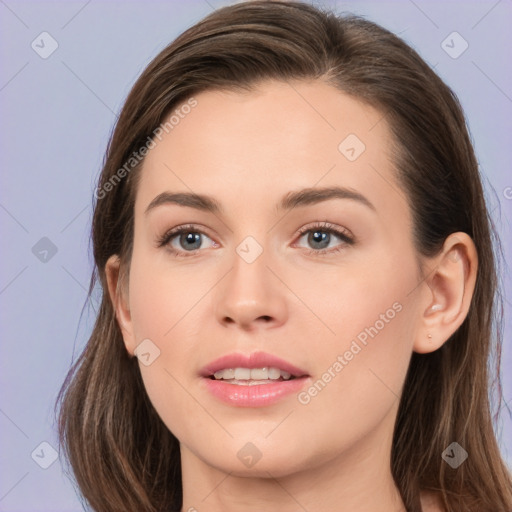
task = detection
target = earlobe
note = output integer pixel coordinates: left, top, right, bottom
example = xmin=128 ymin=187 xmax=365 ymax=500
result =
xmin=413 ymin=232 xmax=478 ymax=354
xmin=105 ymin=254 xmax=136 ymax=356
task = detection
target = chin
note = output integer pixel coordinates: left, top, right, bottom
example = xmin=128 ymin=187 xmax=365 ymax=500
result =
xmin=193 ymin=437 xmax=316 ymax=478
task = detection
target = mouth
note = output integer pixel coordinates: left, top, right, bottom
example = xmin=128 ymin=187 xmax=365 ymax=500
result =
xmin=200 ymin=352 xmax=310 ymax=407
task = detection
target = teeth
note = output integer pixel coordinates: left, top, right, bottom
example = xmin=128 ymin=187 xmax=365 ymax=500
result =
xmin=212 ymin=367 xmax=294 ymax=381
xmin=234 ymin=368 xmax=251 ymax=380
xmin=250 ymin=368 xmax=268 ymax=380
xmin=222 ymin=368 xmax=235 ymax=379
xmin=268 ymin=367 xmax=280 ymax=379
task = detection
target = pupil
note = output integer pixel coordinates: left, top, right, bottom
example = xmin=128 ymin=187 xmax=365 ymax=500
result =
xmin=181 ymin=232 xmax=201 ymax=250
xmin=309 ymin=231 xmax=329 ymax=249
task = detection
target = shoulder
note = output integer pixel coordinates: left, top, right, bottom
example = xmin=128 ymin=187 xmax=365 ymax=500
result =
xmin=420 ymin=491 xmax=445 ymax=512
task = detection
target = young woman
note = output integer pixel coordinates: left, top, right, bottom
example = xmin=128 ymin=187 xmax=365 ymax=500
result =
xmin=56 ymin=1 xmax=512 ymax=511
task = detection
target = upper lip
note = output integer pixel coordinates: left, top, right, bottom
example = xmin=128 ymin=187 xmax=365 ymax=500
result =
xmin=200 ymin=351 xmax=309 ymax=378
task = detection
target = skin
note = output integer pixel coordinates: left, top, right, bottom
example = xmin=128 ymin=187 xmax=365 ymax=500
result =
xmin=106 ymin=79 xmax=477 ymax=512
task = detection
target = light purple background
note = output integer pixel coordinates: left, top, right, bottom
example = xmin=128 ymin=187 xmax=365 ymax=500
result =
xmin=1 ymin=1 xmax=511 ymax=510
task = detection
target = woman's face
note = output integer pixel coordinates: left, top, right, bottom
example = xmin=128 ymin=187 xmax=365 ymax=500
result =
xmin=115 ymin=80 xmax=429 ymax=477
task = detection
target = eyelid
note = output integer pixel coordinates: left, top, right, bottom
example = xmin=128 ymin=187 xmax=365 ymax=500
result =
xmin=295 ymin=221 xmax=353 ymax=239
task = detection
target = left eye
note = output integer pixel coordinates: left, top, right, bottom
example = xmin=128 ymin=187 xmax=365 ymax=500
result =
xmin=295 ymin=224 xmax=354 ymax=253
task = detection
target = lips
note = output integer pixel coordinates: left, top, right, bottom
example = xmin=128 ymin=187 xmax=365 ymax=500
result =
xmin=200 ymin=351 xmax=308 ymax=378
xmin=199 ymin=351 xmax=310 ymax=407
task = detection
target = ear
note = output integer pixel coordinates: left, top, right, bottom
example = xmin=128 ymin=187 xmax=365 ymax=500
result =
xmin=105 ymin=254 xmax=136 ymax=356
xmin=413 ymin=232 xmax=478 ymax=354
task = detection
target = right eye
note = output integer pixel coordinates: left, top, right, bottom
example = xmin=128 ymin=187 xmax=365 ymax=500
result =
xmin=157 ymin=224 xmax=218 ymax=257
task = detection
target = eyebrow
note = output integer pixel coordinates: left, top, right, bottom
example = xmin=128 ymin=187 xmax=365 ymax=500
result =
xmin=144 ymin=186 xmax=376 ymax=216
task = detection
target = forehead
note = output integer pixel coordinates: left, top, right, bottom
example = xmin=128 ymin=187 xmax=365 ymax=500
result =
xmin=135 ymin=79 xmax=407 ymax=224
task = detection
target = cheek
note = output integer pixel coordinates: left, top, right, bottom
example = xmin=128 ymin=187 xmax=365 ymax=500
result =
xmin=127 ymin=244 xmax=207 ymax=343
xmin=125 ymin=248 xmax=214 ymax=438
xmin=290 ymin=302 xmax=415 ymax=464
xmin=288 ymin=250 xmax=417 ymax=356
xmin=295 ymin=260 xmax=418 ymax=435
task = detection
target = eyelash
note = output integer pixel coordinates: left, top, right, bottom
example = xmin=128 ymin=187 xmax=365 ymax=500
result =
xmin=156 ymin=221 xmax=355 ymax=258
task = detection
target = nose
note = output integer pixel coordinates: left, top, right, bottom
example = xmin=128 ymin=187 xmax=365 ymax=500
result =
xmin=214 ymin=247 xmax=288 ymax=332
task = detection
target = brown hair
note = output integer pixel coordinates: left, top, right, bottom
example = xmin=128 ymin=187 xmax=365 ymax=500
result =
xmin=55 ymin=1 xmax=512 ymax=511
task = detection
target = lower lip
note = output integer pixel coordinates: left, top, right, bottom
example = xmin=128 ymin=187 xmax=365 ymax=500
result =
xmin=202 ymin=377 xmax=310 ymax=407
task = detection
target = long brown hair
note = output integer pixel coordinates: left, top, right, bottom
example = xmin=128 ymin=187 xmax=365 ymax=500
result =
xmin=55 ymin=2 xmax=512 ymax=511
